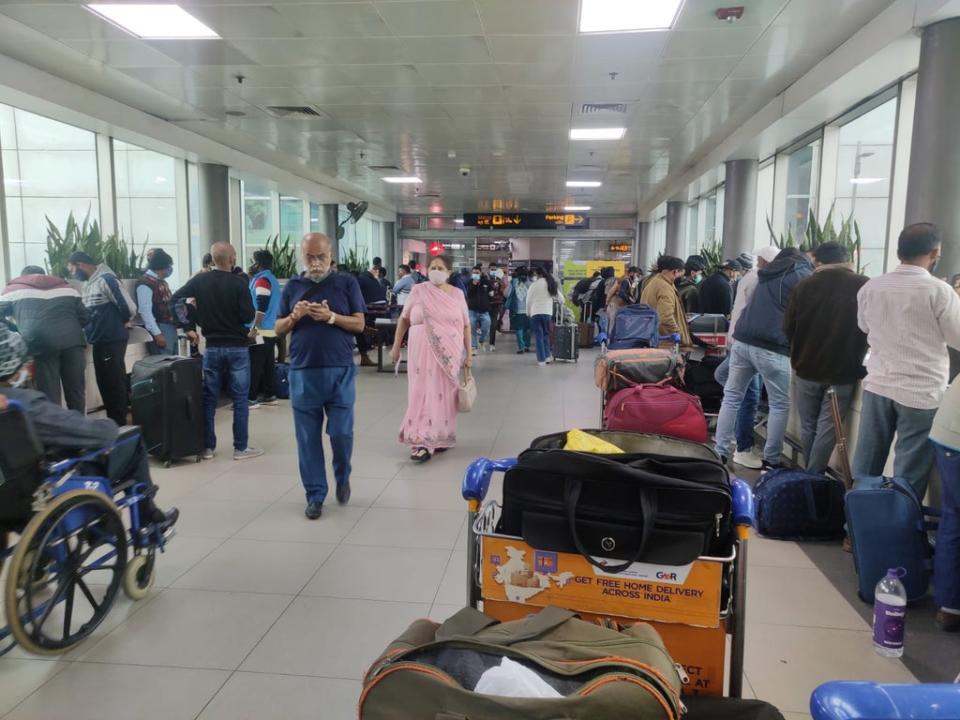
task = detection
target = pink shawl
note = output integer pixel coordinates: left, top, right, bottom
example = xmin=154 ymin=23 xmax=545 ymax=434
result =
xmin=421 ymin=284 xmax=466 ymax=384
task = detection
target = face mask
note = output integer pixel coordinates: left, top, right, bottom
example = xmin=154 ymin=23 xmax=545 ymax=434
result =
xmin=472 ymin=273 xmax=481 ymax=281
xmin=73 ymin=270 xmax=89 ymax=281
xmin=429 ymin=269 xmax=448 ymax=285
xmin=494 ymin=270 xmax=503 ymax=278
xmin=8 ymin=367 xmax=30 ymax=388
xmin=307 ymin=268 xmax=331 ymax=283
xmin=694 ymin=274 xmax=703 ymax=285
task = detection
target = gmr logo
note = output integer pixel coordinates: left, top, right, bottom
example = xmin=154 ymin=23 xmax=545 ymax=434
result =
xmin=656 ymin=571 xmax=678 ymax=581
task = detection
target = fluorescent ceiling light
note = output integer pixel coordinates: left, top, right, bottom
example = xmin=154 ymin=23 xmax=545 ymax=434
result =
xmin=564 ymin=205 xmax=592 ymax=211
xmin=580 ymin=0 xmax=684 ymax=33
xmin=570 ymin=127 xmax=626 ymax=141
xmin=566 ymin=180 xmax=602 ymax=188
xmin=849 ymin=177 xmax=884 ymax=185
xmin=454 ymin=218 xmax=465 ymax=224
xmin=86 ymin=4 xmax=220 ymax=39
xmin=382 ymin=176 xmax=422 ymax=184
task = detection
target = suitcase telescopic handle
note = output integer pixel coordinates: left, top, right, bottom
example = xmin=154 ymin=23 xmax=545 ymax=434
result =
xmin=563 ymin=478 xmax=658 ymax=573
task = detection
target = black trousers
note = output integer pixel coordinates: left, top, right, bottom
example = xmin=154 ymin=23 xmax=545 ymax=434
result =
xmin=248 ymin=337 xmax=277 ymax=400
xmin=489 ymin=305 xmax=503 ymax=347
xmin=92 ymin=340 xmax=128 ymax=426
xmin=33 ymin=346 xmax=86 ymax=412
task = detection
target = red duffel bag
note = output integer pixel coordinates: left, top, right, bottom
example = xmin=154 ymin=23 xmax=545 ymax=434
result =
xmin=603 ymin=383 xmax=709 ymax=442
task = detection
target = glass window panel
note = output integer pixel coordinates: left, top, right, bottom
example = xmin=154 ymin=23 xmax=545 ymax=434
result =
xmin=14 ymin=109 xmax=95 ymax=150
xmin=704 ymin=193 xmax=718 ymax=246
xmin=5 ymin=199 xmax=23 ymax=259
xmin=17 ymin=150 xmax=99 ymax=197
xmin=243 ymin=180 xmax=273 ymax=262
xmin=309 ymin=201 xmax=321 ymax=232
xmin=783 ymin=140 xmax=820 ymax=238
xmin=187 ymin=162 xmax=203 ymax=273
xmin=755 ymin=162 xmax=775 ymax=247
xmin=2 ymin=149 xmax=20 ymax=197
xmin=686 ymin=203 xmax=699 ymax=253
xmin=20 ymin=198 xmax=99 ymax=245
xmin=279 ymin=196 xmax=303 ymax=239
xmin=0 ymin=105 xmax=17 ymax=150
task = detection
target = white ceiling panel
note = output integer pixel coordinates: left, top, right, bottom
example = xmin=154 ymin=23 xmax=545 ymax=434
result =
xmin=60 ymin=39 xmax=181 ymax=68
xmin=0 ymin=0 xmax=899 ymax=214
xmin=486 ymin=35 xmax=575 ymax=65
xmin=377 ymin=0 xmax=483 ymax=36
xmin=400 ymin=35 xmax=492 ymax=63
xmin=273 ymin=3 xmax=392 ymax=37
xmin=416 ymin=63 xmax=500 ymax=85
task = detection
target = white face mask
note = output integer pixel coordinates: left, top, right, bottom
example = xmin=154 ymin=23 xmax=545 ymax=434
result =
xmin=428 ymin=269 xmax=448 ymax=285
xmin=8 ymin=367 xmax=30 ymax=388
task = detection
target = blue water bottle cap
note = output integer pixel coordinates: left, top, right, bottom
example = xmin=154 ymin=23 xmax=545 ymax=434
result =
xmin=887 ymin=567 xmax=906 ymax=578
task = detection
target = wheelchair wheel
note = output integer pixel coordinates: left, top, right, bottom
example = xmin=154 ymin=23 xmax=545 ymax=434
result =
xmin=122 ymin=552 xmax=155 ymax=601
xmin=4 ymin=490 xmax=127 ymax=656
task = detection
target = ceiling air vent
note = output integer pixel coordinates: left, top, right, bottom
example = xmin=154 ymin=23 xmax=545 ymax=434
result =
xmin=263 ymin=105 xmax=327 ymax=119
xmin=416 ymin=192 xmax=441 ymax=199
xmin=579 ymin=103 xmax=627 ymax=115
xmin=367 ymin=165 xmax=402 ymax=172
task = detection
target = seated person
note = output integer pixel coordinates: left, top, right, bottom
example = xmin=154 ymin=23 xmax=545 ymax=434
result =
xmin=0 ymin=324 xmax=178 ymax=529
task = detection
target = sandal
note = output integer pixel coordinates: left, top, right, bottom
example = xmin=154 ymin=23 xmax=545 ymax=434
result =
xmin=434 ymin=447 xmax=449 ymax=454
xmin=411 ymin=447 xmax=432 ymax=463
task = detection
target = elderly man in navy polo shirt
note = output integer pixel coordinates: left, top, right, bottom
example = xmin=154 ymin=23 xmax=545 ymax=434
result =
xmin=275 ymin=233 xmax=366 ymax=520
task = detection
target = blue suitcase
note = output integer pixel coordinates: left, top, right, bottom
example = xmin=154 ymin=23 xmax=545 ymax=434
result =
xmin=609 ymin=304 xmax=660 ymax=349
xmin=754 ymin=469 xmax=846 ymax=540
xmin=845 ymin=476 xmax=936 ymax=603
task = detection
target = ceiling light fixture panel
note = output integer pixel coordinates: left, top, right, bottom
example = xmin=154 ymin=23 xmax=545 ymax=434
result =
xmin=564 ymin=205 xmax=592 ymax=211
xmin=579 ymin=0 xmax=684 ymax=33
xmin=566 ymin=180 xmax=602 ymax=188
xmin=382 ymin=176 xmax=422 ymax=184
xmin=570 ymin=127 xmax=626 ymax=141
xmin=85 ymin=4 xmax=220 ymax=39
xmin=849 ymin=177 xmax=884 ymax=185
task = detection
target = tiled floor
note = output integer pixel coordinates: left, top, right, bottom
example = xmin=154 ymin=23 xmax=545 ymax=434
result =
xmin=0 ymin=349 xmax=919 ymax=719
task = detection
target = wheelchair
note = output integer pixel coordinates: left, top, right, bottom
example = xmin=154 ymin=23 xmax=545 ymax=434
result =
xmin=0 ymin=400 xmax=173 ymax=656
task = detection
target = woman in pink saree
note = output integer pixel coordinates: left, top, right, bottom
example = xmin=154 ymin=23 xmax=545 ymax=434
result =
xmin=390 ymin=255 xmax=472 ymax=463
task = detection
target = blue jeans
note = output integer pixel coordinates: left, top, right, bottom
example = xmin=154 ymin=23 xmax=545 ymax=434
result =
xmin=512 ymin=313 xmax=530 ymax=351
xmin=146 ymin=323 xmax=178 ymax=356
xmin=794 ymin=378 xmax=855 ymax=474
xmin=714 ymin=351 xmax=761 ymax=452
xmin=469 ymin=310 xmax=491 ymax=348
xmin=531 ymin=314 xmax=552 ymax=362
xmin=290 ymin=366 xmax=356 ymax=505
xmin=714 ymin=342 xmax=791 ymax=464
xmin=852 ymin=390 xmax=936 ymax=499
xmin=934 ymin=444 xmax=960 ymax=611
xmin=202 ymin=346 xmax=251 ymax=451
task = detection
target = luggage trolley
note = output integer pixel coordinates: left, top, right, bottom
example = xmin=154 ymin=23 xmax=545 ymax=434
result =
xmin=461 ymin=437 xmax=756 ymax=699
xmin=0 ymin=401 xmax=174 ymax=656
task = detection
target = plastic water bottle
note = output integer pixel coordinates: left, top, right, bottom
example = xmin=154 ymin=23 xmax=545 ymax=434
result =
xmin=873 ymin=569 xmax=906 ymax=657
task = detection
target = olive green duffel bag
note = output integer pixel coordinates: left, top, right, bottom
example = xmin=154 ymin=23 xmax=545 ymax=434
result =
xmin=361 ymin=606 xmax=684 ymax=720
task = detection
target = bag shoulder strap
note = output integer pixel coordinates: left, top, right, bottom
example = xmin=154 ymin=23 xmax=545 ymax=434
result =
xmin=435 ymin=607 xmax=499 ymax=640
xmin=495 ymin=606 xmax=576 ymax=646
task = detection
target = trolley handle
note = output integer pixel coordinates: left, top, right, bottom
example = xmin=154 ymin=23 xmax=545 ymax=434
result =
xmin=731 ymin=477 xmax=754 ymax=532
xmin=462 ymin=457 xmax=518 ymax=509
xmin=809 ymin=681 xmax=960 ymax=720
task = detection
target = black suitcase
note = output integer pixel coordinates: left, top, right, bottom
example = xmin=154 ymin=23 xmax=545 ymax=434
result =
xmin=684 ymin=696 xmax=784 ymax=720
xmin=131 ymin=355 xmax=204 ymax=466
xmin=684 ymin=356 xmax=725 ymax=413
xmin=553 ymin=324 xmax=579 ymax=363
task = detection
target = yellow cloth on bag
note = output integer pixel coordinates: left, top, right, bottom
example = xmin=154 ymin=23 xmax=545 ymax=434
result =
xmin=563 ymin=429 xmax=624 ymax=454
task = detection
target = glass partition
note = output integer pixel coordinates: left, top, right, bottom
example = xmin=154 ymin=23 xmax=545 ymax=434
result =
xmin=782 ymin=138 xmax=820 ymax=239
xmin=242 ymin=180 xmax=273 ymax=266
xmin=279 ymin=195 xmax=304 ymax=241
xmin=0 ymin=104 xmax=99 ymax=275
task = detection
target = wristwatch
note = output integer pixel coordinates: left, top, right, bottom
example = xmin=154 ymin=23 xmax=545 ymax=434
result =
xmin=327 ymin=312 xmax=337 ymax=325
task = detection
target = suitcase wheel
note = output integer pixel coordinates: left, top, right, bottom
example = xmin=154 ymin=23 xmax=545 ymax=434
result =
xmin=163 ymin=460 xmax=172 ymax=469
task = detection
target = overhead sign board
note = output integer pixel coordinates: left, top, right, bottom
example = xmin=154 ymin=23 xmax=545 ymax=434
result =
xmin=609 ymin=243 xmax=632 ymax=253
xmin=463 ymin=213 xmax=589 ymax=229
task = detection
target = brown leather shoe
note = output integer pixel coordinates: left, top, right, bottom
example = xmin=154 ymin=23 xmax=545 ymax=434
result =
xmin=359 ymin=353 xmax=375 ymax=367
xmin=936 ymin=610 xmax=960 ymax=632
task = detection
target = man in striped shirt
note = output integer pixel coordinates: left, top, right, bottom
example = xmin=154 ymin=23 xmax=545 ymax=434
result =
xmin=853 ymin=223 xmax=960 ymax=498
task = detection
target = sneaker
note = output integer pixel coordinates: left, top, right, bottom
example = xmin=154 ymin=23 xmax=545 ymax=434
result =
xmin=760 ymin=460 xmax=781 ymax=475
xmin=305 ymin=501 xmax=323 ymax=520
xmin=259 ymin=396 xmax=279 ymax=406
xmin=546 ymin=355 xmax=554 ymax=364
xmin=537 ymin=361 xmax=547 ymax=367
xmin=481 ymin=343 xmax=489 ymax=353
xmin=156 ymin=507 xmax=179 ymax=530
xmin=202 ymin=448 xmax=215 ymax=460
xmin=936 ymin=609 xmax=960 ymax=632
xmin=248 ymin=399 xmax=261 ymax=410
xmin=732 ymin=450 xmax=762 ymax=470
xmin=233 ymin=447 xmax=265 ymax=461
xmin=516 ymin=349 xmax=524 ymax=355
xmin=336 ymin=480 xmax=351 ymax=505
xmin=489 ymin=344 xmax=496 ymax=352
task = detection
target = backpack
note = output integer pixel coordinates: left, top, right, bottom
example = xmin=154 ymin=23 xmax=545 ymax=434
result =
xmin=362 ymin=606 xmax=683 ymax=720
xmin=753 ymin=469 xmax=846 ymax=540
xmin=845 ymin=476 xmax=937 ymax=602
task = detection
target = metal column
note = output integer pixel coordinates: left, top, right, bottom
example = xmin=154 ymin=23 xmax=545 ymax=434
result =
xmin=722 ymin=159 xmax=759 ymax=259
xmin=315 ymin=203 xmax=340 ymax=262
xmin=198 ymin=163 xmax=231 ymax=248
xmin=665 ymin=201 xmax=684 ymax=258
xmin=637 ymin=221 xmax=652 ymax=270
xmin=905 ymin=17 xmax=960 ymax=280
xmin=381 ymin=221 xmax=396 ymax=275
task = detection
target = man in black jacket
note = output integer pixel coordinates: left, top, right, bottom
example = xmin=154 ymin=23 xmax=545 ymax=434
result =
xmin=676 ymin=256 xmax=706 ymax=313
xmin=714 ymin=249 xmax=813 ymax=469
xmin=783 ymin=242 xmax=868 ymax=474
xmin=172 ymin=242 xmax=262 ymax=461
xmin=467 ymin=264 xmax=493 ymax=354
xmin=698 ymin=260 xmax=740 ymax=316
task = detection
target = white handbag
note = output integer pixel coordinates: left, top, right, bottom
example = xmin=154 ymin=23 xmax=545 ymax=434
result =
xmin=457 ymin=367 xmax=477 ymax=413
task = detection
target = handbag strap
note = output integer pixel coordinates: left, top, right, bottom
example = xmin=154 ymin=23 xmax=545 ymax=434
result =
xmin=499 ymin=606 xmax=576 ymax=645
xmin=563 ymin=477 xmax=658 ymax=573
